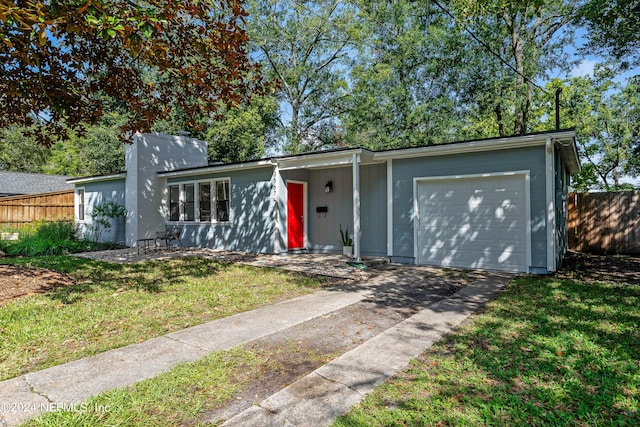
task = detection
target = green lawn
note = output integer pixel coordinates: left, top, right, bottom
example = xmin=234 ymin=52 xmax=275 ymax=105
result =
xmin=334 ymin=273 xmax=640 ymax=426
xmin=0 ymin=256 xmax=325 ymax=381
xmin=22 ymin=347 xmax=264 ymax=427
xmin=7 ymin=254 xmax=640 ymax=426
xmin=20 ymin=338 xmax=340 ymax=426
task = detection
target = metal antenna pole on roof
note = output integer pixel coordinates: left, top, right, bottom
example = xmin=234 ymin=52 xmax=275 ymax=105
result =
xmin=555 ymin=88 xmax=562 ymax=130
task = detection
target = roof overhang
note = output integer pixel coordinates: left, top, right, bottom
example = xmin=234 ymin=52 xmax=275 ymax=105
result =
xmin=552 ymin=134 xmax=581 ymax=175
xmin=66 ymin=172 xmax=127 ymax=185
xmin=158 ymin=159 xmax=275 ymax=178
xmin=372 ymin=130 xmax=580 ymax=175
xmin=133 ymin=131 xmax=581 ymax=179
xmin=276 ymin=148 xmax=376 ymax=170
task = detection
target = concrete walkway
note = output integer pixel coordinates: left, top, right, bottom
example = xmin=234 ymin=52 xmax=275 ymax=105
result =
xmin=0 ymin=267 xmax=510 ymax=427
xmin=220 ymin=278 xmax=508 ymax=426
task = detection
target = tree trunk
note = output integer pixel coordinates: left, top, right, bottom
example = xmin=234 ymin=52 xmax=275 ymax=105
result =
xmin=290 ymin=100 xmax=301 ymax=153
xmin=495 ymin=103 xmax=505 ymax=137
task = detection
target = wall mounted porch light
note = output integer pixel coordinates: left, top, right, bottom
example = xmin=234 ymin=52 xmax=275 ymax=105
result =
xmin=325 ymin=181 xmax=333 ymax=193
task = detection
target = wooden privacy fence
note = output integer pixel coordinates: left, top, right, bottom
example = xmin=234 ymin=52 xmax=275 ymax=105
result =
xmin=568 ymin=191 xmax=640 ymax=254
xmin=0 ymin=190 xmax=74 ymax=228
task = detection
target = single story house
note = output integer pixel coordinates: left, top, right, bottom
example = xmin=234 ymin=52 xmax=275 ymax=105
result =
xmin=67 ymin=130 xmax=580 ymax=273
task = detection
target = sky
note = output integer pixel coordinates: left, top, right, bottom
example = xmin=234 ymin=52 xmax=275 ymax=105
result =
xmin=556 ymin=28 xmax=640 ymax=187
xmin=559 ymin=28 xmax=639 ymax=80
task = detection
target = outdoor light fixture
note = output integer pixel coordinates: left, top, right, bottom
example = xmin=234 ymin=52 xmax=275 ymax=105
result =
xmin=325 ymin=181 xmax=333 ymax=193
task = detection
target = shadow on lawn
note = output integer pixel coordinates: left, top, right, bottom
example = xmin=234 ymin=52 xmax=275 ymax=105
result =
xmin=384 ymin=277 xmax=640 ymax=425
xmin=43 ymin=257 xmax=231 ymax=304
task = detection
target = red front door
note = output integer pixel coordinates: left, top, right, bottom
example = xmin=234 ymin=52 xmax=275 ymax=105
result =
xmin=287 ymin=182 xmax=305 ymax=250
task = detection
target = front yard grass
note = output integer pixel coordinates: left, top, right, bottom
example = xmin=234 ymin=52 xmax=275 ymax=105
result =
xmin=0 ymin=256 xmax=325 ymax=381
xmin=23 ymin=346 xmax=265 ymax=427
xmin=334 ymin=274 xmax=640 ymax=426
xmin=22 ymin=340 xmax=342 ymax=426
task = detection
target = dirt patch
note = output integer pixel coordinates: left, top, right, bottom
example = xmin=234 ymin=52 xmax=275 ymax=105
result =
xmin=0 ymin=264 xmax=75 ymax=304
xmin=556 ymin=250 xmax=640 ymax=284
xmin=202 ymin=301 xmax=420 ymax=425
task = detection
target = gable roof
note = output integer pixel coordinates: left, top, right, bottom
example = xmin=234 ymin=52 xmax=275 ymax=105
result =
xmin=0 ymin=171 xmax=74 ymax=197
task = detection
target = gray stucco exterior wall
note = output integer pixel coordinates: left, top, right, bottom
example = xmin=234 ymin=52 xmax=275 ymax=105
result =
xmin=77 ymin=179 xmax=126 ymax=244
xmin=167 ymin=166 xmax=275 ymax=253
xmin=391 ymin=146 xmax=548 ymax=270
xmin=125 ymin=133 xmax=208 ymax=245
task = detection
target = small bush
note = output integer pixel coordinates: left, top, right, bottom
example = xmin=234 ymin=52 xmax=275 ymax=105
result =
xmin=90 ymin=201 xmax=126 ymax=242
xmin=34 ymin=220 xmax=77 ymax=241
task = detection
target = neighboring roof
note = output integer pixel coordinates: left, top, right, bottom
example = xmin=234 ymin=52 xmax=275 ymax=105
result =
xmin=0 ymin=171 xmax=74 ymax=197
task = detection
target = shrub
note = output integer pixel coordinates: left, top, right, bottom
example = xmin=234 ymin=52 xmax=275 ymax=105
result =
xmin=90 ymin=201 xmax=126 ymax=242
xmin=0 ymin=220 xmax=107 ymax=256
xmin=34 ymin=220 xmax=77 ymax=241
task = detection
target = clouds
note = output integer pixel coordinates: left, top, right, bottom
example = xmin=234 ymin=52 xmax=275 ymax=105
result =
xmin=570 ymin=58 xmax=598 ymax=77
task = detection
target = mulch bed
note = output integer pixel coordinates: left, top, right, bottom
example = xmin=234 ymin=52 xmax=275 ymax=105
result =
xmin=557 ymin=250 xmax=640 ymax=284
xmin=0 ymin=264 xmax=75 ymax=304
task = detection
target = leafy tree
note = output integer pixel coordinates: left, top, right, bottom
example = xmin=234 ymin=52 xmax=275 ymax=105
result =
xmin=536 ymin=72 xmax=639 ymax=191
xmin=206 ymin=95 xmax=280 ymax=163
xmin=247 ymin=0 xmax=354 ymax=153
xmin=447 ymin=0 xmax=578 ymax=136
xmin=577 ymin=0 xmax=640 ymax=71
xmin=44 ymin=112 xmax=127 ymax=176
xmin=1 ymin=0 xmax=262 ymax=143
xmin=343 ymin=0 xmax=464 ymax=149
xmin=343 ymin=0 xmax=579 ymax=148
xmin=0 ymin=126 xmax=50 ymax=172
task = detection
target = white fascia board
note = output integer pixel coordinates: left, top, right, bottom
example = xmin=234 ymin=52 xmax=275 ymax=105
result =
xmin=278 ymin=158 xmax=354 ymax=170
xmin=554 ymin=137 xmax=581 ymax=175
xmin=66 ymin=173 xmax=126 ymax=185
xmin=158 ymin=160 xmax=275 ymax=178
xmin=373 ymin=131 xmax=576 ymax=161
xmin=277 ymin=149 xmax=371 ymax=170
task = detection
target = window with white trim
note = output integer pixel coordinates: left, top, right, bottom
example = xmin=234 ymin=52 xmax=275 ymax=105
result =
xmin=215 ymin=180 xmax=230 ymax=222
xmin=169 ymin=185 xmax=180 ymax=221
xmin=167 ymin=178 xmax=230 ymax=223
xmin=184 ymin=184 xmax=195 ymax=221
xmin=77 ymin=188 xmax=85 ymax=221
xmin=199 ymin=182 xmax=212 ymax=222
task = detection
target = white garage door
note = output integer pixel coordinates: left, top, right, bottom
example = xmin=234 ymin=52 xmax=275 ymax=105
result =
xmin=415 ymin=173 xmax=530 ymax=272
